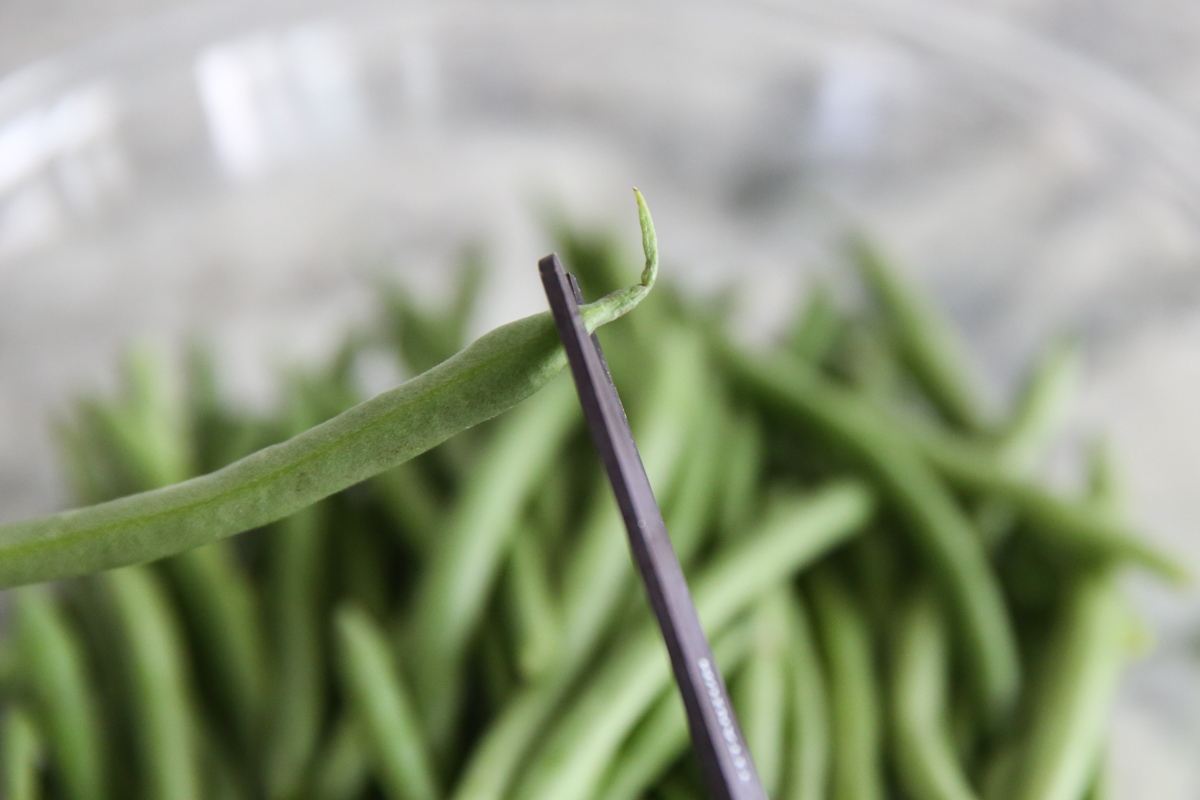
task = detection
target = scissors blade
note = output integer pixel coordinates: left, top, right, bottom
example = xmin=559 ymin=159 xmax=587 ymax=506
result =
xmin=539 ymin=253 xmax=766 ymax=800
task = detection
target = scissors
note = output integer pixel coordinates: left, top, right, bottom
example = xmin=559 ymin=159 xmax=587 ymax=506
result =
xmin=539 ymin=253 xmax=767 ymax=800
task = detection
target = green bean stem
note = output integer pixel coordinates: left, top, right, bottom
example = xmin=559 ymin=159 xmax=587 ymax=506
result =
xmin=890 ymin=585 xmax=980 ymax=800
xmin=335 ymin=606 xmax=439 ymax=800
xmin=13 ymin=587 xmax=107 ymax=800
xmin=809 ymin=568 xmax=884 ymax=800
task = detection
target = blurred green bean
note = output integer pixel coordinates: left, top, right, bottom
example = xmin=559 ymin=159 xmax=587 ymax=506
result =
xmin=335 ymin=605 xmax=439 ymax=800
xmin=852 ymin=240 xmax=987 ymax=431
xmin=809 ymin=568 xmax=884 ymax=800
xmin=3 ymin=706 xmax=43 ymax=800
xmin=733 ymin=591 xmax=791 ymax=797
xmin=13 ymin=587 xmax=107 ymax=800
xmin=890 ymin=585 xmax=979 ymax=800
xmin=781 ymin=593 xmax=830 ymax=800
xmin=263 ymin=505 xmax=327 ymax=800
xmin=101 ymin=565 xmax=201 ymax=800
xmin=1009 ymin=571 xmax=1130 ymax=800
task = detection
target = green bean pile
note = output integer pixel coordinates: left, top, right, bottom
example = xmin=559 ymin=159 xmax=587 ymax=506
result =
xmin=0 ymin=201 xmax=1182 ymax=800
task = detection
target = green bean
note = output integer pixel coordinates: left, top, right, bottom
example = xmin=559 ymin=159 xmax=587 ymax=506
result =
xmin=718 ymin=411 xmax=764 ymax=539
xmin=3 ymin=706 xmax=43 ymax=800
xmin=505 ymin=523 xmax=563 ymax=682
xmin=164 ymin=544 xmax=267 ymax=754
xmin=723 ymin=345 xmax=1020 ymax=726
xmin=559 ymin=326 xmax=705 ymax=672
xmin=12 ymin=586 xmax=107 ymax=800
xmin=788 ymin=282 xmax=842 ymax=366
xmin=734 ymin=590 xmax=791 ymax=797
xmin=890 ymin=585 xmax=979 ymax=800
xmin=311 ymin=715 xmax=370 ymax=800
xmin=1009 ymin=570 xmax=1131 ymax=800
xmin=851 ymin=239 xmax=987 ymax=431
xmin=595 ymin=620 xmax=756 ymax=800
xmin=997 ymin=338 xmax=1080 ymax=473
xmin=263 ymin=505 xmax=327 ymax=800
xmin=974 ymin=338 xmax=1080 ymax=549
xmin=809 ymin=568 xmax=884 ymax=800
xmin=101 ymin=565 xmax=201 ymax=800
xmin=662 ymin=376 xmax=725 ymax=565
xmin=837 ymin=320 xmax=906 ymax=408
xmin=0 ymin=191 xmax=659 ymax=588
xmin=781 ymin=592 xmax=829 ymax=800
xmin=373 ymin=460 xmax=442 ymax=550
xmin=509 ymin=482 xmax=872 ymax=800
xmin=448 ymin=679 xmax=563 ymax=800
xmin=913 ymin=428 xmax=1185 ymax=581
xmin=198 ymin=716 xmax=249 ymax=800
xmin=334 ymin=605 xmax=439 ymax=800
xmin=479 ymin=617 xmax=519 ymax=713
xmin=407 ymin=373 xmax=579 ymax=754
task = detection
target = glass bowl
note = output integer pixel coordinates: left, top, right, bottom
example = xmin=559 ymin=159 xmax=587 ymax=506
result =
xmin=2 ymin=0 xmax=1199 ymax=795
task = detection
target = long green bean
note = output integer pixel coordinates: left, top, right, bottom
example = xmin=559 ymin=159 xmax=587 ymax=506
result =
xmin=164 ymin=544 xmax=267 ymax=753
xmin=505 ymin=523 xmax=563 ymax=682
xmin=1009 ymin=570 xmax=1130 ymax=800
xmin=852 ymin=240 xmax=987 ymax=431
xmin=263 ymin=505 xmax=327 ymax=800
xmin=13 ymin=587 xmax=107 ymax=800
xmin=809 ymin=568 xmax=884 ymax=800
xmin=101 ymin=565 xmax=201 ymax=800
xmin=335 ymin=605 xmax=439 ymax=800
xmin=890 ymin=585 xmax=979 ymax=800
xmin=734 ymin=590 xmax=791 ymax=797
xmin=0 ymin=192 xmax=659 ymax=588
xmin=997 ymin=338 xmax=1080 ymax=473
xmin=781 ymin=591 xmax=830 ymax=800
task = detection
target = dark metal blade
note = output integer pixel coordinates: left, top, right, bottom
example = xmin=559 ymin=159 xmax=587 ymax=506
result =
xmin=539 ymin=253 xmax=766 ymax=800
